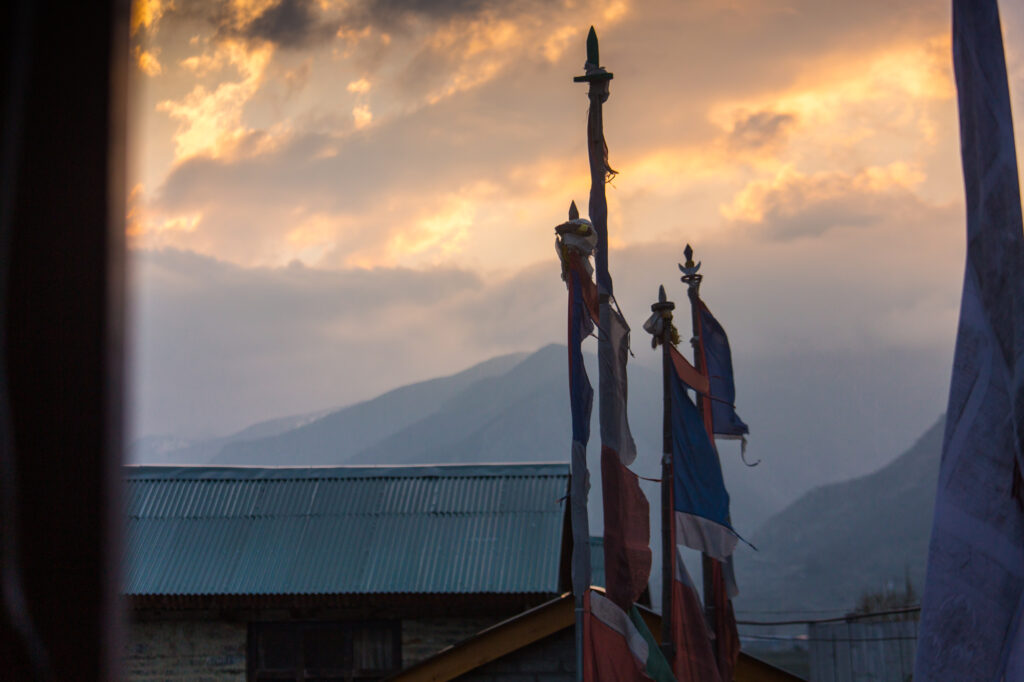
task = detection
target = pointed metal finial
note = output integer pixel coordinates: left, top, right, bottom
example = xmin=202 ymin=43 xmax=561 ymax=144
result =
xmin=650 ymin=284 xmax=674 ymax=313
xmin=645 ymin=284 xmax=676 ymax=348
xmin=569 ymin=200 xmax=579 ymax=221
xmin=586 ymin=26 xmax=599 ymax=67
xmin=679 ymin=243 xmax=702 ymax=288
xmin=573 ymin=26 xmax=614 ymax=82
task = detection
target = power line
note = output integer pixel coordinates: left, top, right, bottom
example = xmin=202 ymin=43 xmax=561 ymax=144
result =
xmin=737 ymin=606 xmax=921 ymax=627
xmin=735 ymin=607 xmax=859 ymax=615
xmin=741 ymin=633 xmax=918 ymax=644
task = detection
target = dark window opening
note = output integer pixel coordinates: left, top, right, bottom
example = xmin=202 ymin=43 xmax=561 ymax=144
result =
xmin=249 ymin=621 xmax=401 ymax=681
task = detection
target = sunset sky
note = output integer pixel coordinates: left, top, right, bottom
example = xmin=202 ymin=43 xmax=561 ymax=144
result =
xmin=127 ymin=0 xmax=1024 ymax=488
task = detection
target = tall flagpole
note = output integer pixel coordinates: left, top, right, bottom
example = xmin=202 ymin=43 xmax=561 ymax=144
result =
xmin=555 ymin=201 xmax=594 ymax=682
xmin=574 ymin=26 xmax=614 ymax=297
xmin=572 ymin=28 xmax=613 ymax=681
xmin=679 ymin=243 xmax=718 ymax=654
xmin=649 ymin=286 xmax=676 ymax=661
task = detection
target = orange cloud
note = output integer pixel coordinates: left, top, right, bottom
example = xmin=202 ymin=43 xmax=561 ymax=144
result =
xmin=352 ymin=104 xmax=373 ymax=129
xmin=347 ymin=77 xmax=372 ymax=94
xmin=722 ymin=162 xmax=929 ymax=239
xmin=158 ymin=40 xmax=275 ymax=161
xmin=133 ymin=46 xmax=163 ymax=76
xmin=131 ymin=0 xmax=165 ymax=35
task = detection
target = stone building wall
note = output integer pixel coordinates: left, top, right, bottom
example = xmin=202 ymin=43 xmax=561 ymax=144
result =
xmin=401 ymin=617 xmax=497 ymax=667
xmin=454 ymin=628 xmax=575 ymax=681
xmin=124 ymin=620 xmax=247 ymax=681
xmin=125 ymin=615 xmax=497 ymax=679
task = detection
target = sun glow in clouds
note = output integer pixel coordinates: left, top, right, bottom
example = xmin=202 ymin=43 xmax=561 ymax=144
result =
xmin=158 ymin=40 xmax=274 ymax=162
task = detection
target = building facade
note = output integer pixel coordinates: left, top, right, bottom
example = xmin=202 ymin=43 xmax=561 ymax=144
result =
xmin=122 ymin=463 xmax=571 ymax=681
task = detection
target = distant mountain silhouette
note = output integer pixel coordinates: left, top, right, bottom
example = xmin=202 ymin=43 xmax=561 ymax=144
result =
xmin=209 ymin=351 xmax=528 ymax=465
xmin=734 ymin=416 xmax=944 ymax=616
xmin=130 ymin=409 xmax=334 ymax=464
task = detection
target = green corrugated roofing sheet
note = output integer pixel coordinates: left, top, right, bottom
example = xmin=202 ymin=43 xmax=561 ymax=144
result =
xmin=122 ymin=463 xmax=569 ymax=596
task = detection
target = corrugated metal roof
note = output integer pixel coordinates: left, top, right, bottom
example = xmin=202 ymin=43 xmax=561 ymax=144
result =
xmin=122 ymin=463 xmax=569 ymax=596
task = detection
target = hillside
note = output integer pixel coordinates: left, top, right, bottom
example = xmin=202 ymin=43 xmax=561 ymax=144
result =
xmin=734 ymin=416 xmax=944 ymax=616
xmin=206 ymin=351 xmax=527 ymax=464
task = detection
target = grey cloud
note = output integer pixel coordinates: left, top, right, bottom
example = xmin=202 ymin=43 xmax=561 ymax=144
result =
xmin=730 ymin=171 xmax=951 ymax=241
xmin=343 ymin=0 xmax=544 ymax=31
xmin=130 ymin=248 xmax=488 ymax=437
xmin=167 ymin=0 xmax=340 ymax=49
xmin=727 ymin=110 xmax=795 ymax=151
xmin=242 ymin=0 xmax=340 ymax=48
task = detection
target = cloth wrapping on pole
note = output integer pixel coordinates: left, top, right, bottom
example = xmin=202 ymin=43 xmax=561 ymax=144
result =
xmin=567 ymin=257 xmax=595 ymax=603
xmin=915 ymin=1 xmax=1024 ymax=680
xmin=582 ymin=33 xmax=652 ymax=614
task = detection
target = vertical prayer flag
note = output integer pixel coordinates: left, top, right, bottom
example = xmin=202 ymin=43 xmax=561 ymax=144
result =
xmin=711 ymin=558 xmax=740 ymax=681
xmin=669 ymin=358 xmax=738 ymax=561
xmin=696 ymin=301 xmax=748 ymax=438
xmin=583 ymin=590 xmax=674 ymax=682
xmin=671 ymin=548 xmax=721 ymax=682
xmin=915 ymin=1 xmax=1024 ymax=679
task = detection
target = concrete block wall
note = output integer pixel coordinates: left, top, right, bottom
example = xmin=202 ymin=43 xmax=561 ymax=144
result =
xmin=124 ymin=621 xmax=246 ymax=681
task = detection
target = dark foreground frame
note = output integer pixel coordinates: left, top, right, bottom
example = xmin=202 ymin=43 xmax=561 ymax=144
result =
xmin=1 ymin=0 xmax=127 ymax=678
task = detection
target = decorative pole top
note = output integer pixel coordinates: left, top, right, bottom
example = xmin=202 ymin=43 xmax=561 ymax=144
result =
xmin=555 ymin=200 xmax=597 ymax=283
xmin=651 ymin=284 xmax=675 ymax=313
xmin=679 ymin=243 xmax=703 ymax=291
xmin=573 ymin=26 xmax=614 ymax=83
xmin=644 ymin=285 xmax=678 ymax=348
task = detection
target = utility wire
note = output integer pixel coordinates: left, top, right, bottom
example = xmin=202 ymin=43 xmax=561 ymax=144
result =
xmin=741 ymin=633 xmax=918 ymax=643
xmin=737 ymin=606 xmax=921 ymax=627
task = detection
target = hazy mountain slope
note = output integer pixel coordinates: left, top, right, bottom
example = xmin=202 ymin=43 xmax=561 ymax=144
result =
xmin=348 ymin=345 xmax=568 ymax=465
xmin=210 ymin=351 xmax=527 ymax=465
xmin=734 ymin=416 xmax=944 ymax=616
xmin=130 ymin=409 xmax=333 ymax=464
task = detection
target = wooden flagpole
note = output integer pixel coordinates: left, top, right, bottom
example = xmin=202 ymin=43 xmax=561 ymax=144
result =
xmin=572 ymin=27 xmax=613 ymax=680
xmin=649 ymin=286 xmax=676 ymax=662
xmin=679 ymin=244 xmax=719 ymax=658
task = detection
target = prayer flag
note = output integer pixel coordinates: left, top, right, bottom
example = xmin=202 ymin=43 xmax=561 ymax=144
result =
xmin=584 ymin=590 xmax=675 ymax=682
xmin=671 ymin=548 xmax=720 ymax=682
xmin=670 ymin=365 xmax=738 ymax=561
xmin=696 ymin=301 xmax=748 ymax=438
xmin=915 ymin=1 xmax=1024 ymax=679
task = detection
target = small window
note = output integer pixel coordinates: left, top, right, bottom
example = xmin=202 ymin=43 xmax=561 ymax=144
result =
xmin=248 ymin=621 xmax=401 ymax=681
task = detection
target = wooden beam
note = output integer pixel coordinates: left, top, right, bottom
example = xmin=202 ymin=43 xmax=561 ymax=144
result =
xmin=388 ymin=594 xmax=574 ymax=681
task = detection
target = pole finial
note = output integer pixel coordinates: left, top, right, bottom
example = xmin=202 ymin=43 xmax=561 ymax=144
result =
xmin=679 ymin=244 xmax=702 ymax=289
xmin=569 ymin=200 xmax=579 ymax=221
xmin=573 ymin=26 xmax=613 ymax=82
xmin=586 ymin=26 xmax=599 ymax=67
xmin=645 ymin=285 xmax=676 ymax=348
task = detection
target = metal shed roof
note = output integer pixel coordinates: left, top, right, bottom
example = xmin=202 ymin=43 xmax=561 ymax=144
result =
xmin=123 ymin=463 xmax=569 ymax=596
